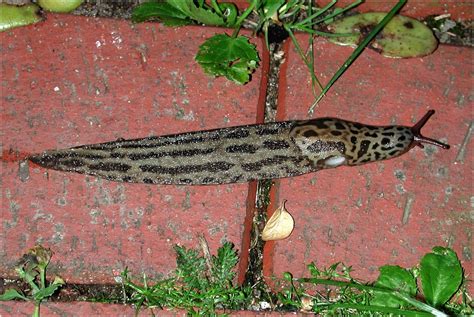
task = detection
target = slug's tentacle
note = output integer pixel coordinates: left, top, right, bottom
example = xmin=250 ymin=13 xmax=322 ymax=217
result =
xmin=410 ymin=110 xmax=450 ymax=149
xmin=28 ymin=110 xmax=449 ymax=185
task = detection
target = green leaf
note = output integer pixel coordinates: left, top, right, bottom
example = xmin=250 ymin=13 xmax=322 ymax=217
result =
xmin=0 ymin=288 xmax=28 ymax=301
xmin=196 ymin=34 xmax=259 ymax=85
xmin=33 ymin=281 xmax=64 ymax=302
xmin=211 ymin=242 xmax=238 ymax=284
xmin=132 ymin=2 xmax=192 ymax=26
xmin=371 ymin=265 xmax=417 ymax=308
xmin=0 ymin=3 xmax=43 ymax=32
xmin=420 ymin=246 xmax=463 ymax=307
xmin=171 ymin=0 xmax=226 ymax=26
xmin=327 ymin=13 xmax=437 ymax=58
xmin=132 ymin=0 xmax=229 ymax=27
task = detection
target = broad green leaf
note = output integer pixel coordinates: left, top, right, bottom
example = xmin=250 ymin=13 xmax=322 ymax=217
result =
xmin=196 ymin=34 xmax=259 ymax=85
xmin=167 ymin=0 xmax=226 ymax=26
xmin=132 ymin=2 xmax=192 ymax=26
xmin=420 ymin=246 xmax=463 ymax=307
xmin=327 ymin=13 xmax=437 ymax=58
xmin=371 ymin=265 xmax=417 ymax=308
xmin=132 ymin=0 xmax=228 ymax=27
xmin=0 ymin=288 xmax=28 ymax=301
xmin=0 ymin=3 xmax=43 ymax=32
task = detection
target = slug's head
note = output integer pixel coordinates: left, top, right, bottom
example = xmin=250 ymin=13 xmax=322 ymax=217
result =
xmin=348 ymin=110 xmax=450 ymax=166
xmin=291 ymin=110 xmax=449 ymax=169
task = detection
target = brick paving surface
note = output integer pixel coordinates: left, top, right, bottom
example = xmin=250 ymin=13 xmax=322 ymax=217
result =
xmin=1 ymin=1 xmax=472 ymax=315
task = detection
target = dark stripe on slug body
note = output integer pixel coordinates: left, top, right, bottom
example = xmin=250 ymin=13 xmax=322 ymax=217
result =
xmin=241 ymin=155 xmax=293 ymax=172
xmin=225 ymin=144 xmax=257 ymax=154
xmin=139 ymin=161 xmax=234 ymax=175
xmin=61 ymin=159 xmax=86 ymax=168
xmin=128 ymin=148 xmax=215 ymax=160
xmin=143 ymin=178 xmax=154 ymax=184
xmin=69 ymin=152 xmax=106 ymax=160
xmin=121 ymin=176 xmax=132 ymax=182
xmin=88 ymin=162 xmax=132 ymax=172
xmin=116 ymin=133 xmax=220 ymax=149
xmin=223 ymin=129 xmax=250 ymax=139
xmin=255 ymin=128 xmax=281 ymax=136
xmin=262 ymin=140 xmax=290 ymax=150
xmin=202 ymin=177 xmax=216 ymax=184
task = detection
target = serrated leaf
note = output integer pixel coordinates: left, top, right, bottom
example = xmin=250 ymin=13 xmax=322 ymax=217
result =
xmin=0 ymin=288 xmax=28 ymax=301
xmin=420 ymin=246 xmax=463 ymax=307
xmin=327 ymin=13 xmax=437 ymax=58
xmin=212 ymin=242 xmax=238 ymax=284
xmin=371 ymin=265 xmax=417 ymax=308
xmin=196 ymin=34 xmax=259 ymax=85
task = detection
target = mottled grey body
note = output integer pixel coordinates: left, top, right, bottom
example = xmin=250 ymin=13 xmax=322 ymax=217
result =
xmin=28 ymin=111 xmax=448 ymax=185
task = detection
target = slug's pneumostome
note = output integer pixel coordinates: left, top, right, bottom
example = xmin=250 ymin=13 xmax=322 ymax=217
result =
xmin=28 ymin=110 xmax=449 ymax=185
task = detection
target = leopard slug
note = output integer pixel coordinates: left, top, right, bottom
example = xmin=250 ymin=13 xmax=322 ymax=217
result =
xmin=28 ymin=110 xmax=449 ymax=185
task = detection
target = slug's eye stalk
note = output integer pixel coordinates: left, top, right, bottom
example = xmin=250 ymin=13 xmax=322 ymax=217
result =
xmin=411 ymin=110 xmax=450 ymax=150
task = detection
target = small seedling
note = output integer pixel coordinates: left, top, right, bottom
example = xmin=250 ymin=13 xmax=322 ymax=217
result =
xmin=0 ymin=245 xmax=65 ymax=317
xmin=277 ymin=246 xmax=472 ymax=315
xmin=119 ymin=237 xmax=252 ymax=316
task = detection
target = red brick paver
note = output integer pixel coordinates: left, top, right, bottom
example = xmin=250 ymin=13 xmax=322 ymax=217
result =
xmin=1 ymin=1 xmax=472 ymax=315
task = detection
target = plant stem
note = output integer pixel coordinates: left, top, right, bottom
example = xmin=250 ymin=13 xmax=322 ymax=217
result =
xmin=293 ymin=0 xmax=336 ymax=27
xmin=33 ymin=301 xmax=40 ymax=317
xmin=297 ymin=277 xmax=447 ymax=316
xmin=311 ymin=0 xmax=363 ymax=25
xmin=232 ymin=0 xmax=258 ymax=38
xmin=309 ymin=0 xmax=407 ymax=114
xmin=318 ymin=302 xmax=434 ymax=316
xmin=284 ymin=24 xmax=323 ymax=92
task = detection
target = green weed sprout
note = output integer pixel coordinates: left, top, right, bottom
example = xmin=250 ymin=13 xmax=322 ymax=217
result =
xmin=0 ymin=245 xmax=65 ymax=317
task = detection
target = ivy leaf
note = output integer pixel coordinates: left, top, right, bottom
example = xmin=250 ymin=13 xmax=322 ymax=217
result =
xmin=196 ymin=34 xmax=259 ymax=85
xmin=371 ymin=265 xmax=417 ymax=308
xmin=420 ymin=246 xmax=463 ymax=307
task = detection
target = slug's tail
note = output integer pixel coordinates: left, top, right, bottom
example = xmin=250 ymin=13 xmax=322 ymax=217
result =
xmin=411 ymin=110 xmax=450 ymax=150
